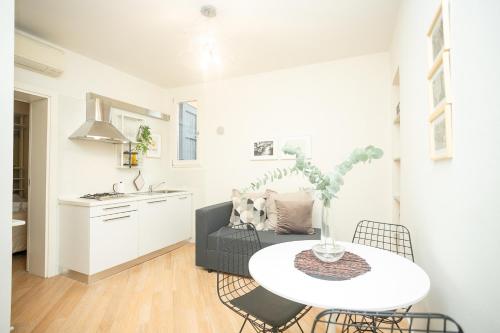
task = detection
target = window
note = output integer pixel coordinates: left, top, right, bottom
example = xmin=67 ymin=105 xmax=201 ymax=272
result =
xmin=175 ymin=101 xmax=199 ymax=165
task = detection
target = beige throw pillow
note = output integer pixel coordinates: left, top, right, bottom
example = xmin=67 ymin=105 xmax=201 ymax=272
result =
xmin=275 ymin=199 xmax=315 ymax=235
xmin=229 ymin=189 xmax=268 ymax=230
xmin=265 ymin=189 xmax=312 ymax=230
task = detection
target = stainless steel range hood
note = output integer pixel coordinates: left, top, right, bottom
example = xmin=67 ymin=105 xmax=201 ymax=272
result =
xmin=70 ymin=93 xmax=129 ymax=144
xmin=69 ymin=93 xmax=170 ymax=144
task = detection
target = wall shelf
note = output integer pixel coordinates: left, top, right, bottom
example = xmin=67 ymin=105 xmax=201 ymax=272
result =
xmin=111 ymin=110 xmax=145 ymax=168
xmin=13 ymin=111 xmax=29 ymax=197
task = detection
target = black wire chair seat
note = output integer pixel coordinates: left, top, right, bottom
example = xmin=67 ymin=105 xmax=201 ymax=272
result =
xmin=216 ymin=223 xmax=310 ymax=333
xmin=311 ymin=309 xmax=463 ymax=333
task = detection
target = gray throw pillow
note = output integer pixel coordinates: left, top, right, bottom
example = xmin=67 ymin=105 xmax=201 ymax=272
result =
xmin=265 ymin=189 xmax=312 ymax=230
xmin=229 ymin=189 xmax=267 ymax=230
xmin=275 ymin=199 xmax=315 ymax=235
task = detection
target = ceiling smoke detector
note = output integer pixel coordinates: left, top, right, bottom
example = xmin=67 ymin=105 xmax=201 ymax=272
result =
xmin=200 ymin=5 xmax=217 ymax=18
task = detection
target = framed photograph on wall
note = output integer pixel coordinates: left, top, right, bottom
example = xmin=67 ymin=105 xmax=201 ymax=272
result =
xmin=427 ymin=51 xmax=452 ymax=112
xmin=147 ymin=133 xmax=162 ymax=158
xmin=427 ymin=0 xmax=453 ymax=160
xmin=251 ymin=138 xmax=278 ymax=160
xmin=428 ymin=104 xmax=453 ymax=160
xmin=279 ymin=136 xmax=312 ymax=159
xmin=427 ymin=0 xmax=450 ymax=71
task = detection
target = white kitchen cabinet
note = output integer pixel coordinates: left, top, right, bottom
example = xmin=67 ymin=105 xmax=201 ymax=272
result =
xmin=60 ymin=201 xmax=138 ymax=276
xmin=138 ymin=197 xmax=170 ymax=256
xmin=90 ymin=201 xmax=138 ymax=218
xmin=89 ymin=211 xmax=138 ymax=274
xmin=138 ymin=194 xmax=192 ymax=256
xmin=168 ymin=194 xmax=192 ymax=244
xmin=59 ymin=192 xmax=192 ymax=281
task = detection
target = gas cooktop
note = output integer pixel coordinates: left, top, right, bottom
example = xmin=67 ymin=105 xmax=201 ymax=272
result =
xmin=80 ymin=192 xmax=130 ymax=201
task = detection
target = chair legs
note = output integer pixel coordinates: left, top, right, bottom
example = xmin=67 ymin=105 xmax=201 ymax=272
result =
xmin=239 ymin=316 xmax=248 ymax=333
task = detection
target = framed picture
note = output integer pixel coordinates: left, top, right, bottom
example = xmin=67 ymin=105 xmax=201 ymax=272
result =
xmin=279 ymin=136 xmax=312 ymax=159
xmin=427 ymin=0 xmax=450 ymax=71
xmin=251 ymin=139 xmax=278 ymax=160
xmin=427 ymin=51 xmax=452 ymax=112
xmin=147 ymin=133 xmax=161 ymax=158
xmin=428 ymin=104 xmax=453 ymax=160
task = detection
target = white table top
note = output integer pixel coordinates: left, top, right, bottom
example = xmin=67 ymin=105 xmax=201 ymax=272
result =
xmin=249 ymin=240 xmax=430 ymax=311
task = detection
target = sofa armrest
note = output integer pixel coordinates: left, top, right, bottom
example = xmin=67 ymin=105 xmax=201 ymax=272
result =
xmin=195 ymin=201 xmax=233 ymax=268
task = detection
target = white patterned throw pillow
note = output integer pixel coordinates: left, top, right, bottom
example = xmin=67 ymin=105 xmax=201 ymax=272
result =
xmin=229 ymin=189 xmax=268 ymax=230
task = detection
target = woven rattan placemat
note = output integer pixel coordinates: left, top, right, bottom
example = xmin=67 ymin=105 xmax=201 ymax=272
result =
xmin=294 ymin=249 xmax=371 ymax=281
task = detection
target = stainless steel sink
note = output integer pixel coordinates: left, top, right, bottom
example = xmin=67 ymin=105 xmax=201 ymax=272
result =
xmin=131 ymin=190 xmax=184 ymax=196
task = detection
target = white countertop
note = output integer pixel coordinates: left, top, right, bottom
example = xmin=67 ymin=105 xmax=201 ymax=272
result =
xmin=59 ymin=190 xmax=192 ymax=207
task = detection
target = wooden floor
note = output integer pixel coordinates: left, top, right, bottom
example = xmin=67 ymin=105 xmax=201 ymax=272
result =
xmin=11 ymin=244 xmax=324 ymax=333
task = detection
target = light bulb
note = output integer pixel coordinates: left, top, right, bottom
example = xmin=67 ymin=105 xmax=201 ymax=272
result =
xmin=200 ymin=37 xmax=221 ymax=70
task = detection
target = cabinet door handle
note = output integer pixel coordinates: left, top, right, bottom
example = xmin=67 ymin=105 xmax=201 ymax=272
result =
xmin=103 ymin=204 xmax=131 ymax=210
xmin=147 ymin=199 xmax=167 ymax=204
xmin=177 ymin=196 xmax=188 ymax=200
xmin=103 ymin=215 xmax=130 ymax=222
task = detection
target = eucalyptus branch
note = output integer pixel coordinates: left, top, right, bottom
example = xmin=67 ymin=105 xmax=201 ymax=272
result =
xmin=242 ymin=166 xmax=298 ymax=192
xmin=244 ymin=144 xmax=384 ymax=208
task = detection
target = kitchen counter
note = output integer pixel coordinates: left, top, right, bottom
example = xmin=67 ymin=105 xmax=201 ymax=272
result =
xmin=60 ymin=189 xmax=193 ymax=282
xmin=59 ymin=190 xmax=191 ymax=207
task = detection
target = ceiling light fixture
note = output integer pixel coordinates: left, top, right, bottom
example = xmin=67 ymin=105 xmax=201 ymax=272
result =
xmin=199 ymin=5 xmax=220 ymax=71
xmin=200 ymin=37 xmax=221 ymax=70
xmin=200 ymin=5 xmax=217 ymax=18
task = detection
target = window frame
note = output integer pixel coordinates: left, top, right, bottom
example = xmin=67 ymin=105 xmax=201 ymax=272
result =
xmin=172 ymin=100 xmax=201 ymax=168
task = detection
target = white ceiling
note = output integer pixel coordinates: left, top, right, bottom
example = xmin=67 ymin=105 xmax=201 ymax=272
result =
xmin=15 ymin=0 xmax=400 ymax=88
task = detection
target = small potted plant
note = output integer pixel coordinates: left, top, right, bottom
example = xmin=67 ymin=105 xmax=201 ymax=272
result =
xmin=131 ymin=125 xmax=152 ymax=166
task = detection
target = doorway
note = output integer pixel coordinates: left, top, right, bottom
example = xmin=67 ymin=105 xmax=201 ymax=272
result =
xmin=12 ymin=90 xmax=49 ymax=278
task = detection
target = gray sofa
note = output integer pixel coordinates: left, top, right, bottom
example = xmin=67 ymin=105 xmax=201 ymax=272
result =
xmin=195 ymin=201 xmax=321 ymax=274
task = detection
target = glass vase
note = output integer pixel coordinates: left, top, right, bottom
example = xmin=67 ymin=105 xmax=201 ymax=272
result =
xmin=312 ymin=201 xmax=345 ymax=262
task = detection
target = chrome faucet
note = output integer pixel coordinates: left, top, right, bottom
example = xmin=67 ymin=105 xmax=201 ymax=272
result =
xmin=148 ymin=181 xmax=166 ymax=193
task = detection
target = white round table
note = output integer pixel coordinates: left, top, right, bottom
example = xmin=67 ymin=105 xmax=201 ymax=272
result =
xmin=248 ymin=240 xmax=430 ymax=311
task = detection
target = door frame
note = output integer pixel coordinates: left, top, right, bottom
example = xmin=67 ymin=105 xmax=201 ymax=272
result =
xmin=14 ymin=82 xmax=58 ymax=278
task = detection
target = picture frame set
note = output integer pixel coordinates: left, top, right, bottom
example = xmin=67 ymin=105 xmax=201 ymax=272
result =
xmin=427 ymin=0 xmax=453 ymax=160
xmin=250 ymin=136 xmax=312 ymax=161
xmin=251 ymin=138 xmax=278 ymax=160
xmin=428 ymin=104 xmax=453 ymax=160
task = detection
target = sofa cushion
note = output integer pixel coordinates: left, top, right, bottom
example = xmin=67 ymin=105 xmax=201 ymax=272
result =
xmin=207 ymin=226 xmax=320 ymax=251
xmin=229 ymin=190 xmax=267 ymax=230
xmin=265 ymin=189 xmax=313 ymax=230
xmin=275 ymin=199 xmax=315 ymax=235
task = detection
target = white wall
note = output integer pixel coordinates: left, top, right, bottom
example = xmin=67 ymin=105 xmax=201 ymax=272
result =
xmin=0 ymin=0 xmax=14 ymax=330
xmin=391 ymin=0 xmax=500 ymax=331
xmin=15 ymin=32 xmax=172 ymax=276
xmin=167 ymin=53 xmax=393 ymax=241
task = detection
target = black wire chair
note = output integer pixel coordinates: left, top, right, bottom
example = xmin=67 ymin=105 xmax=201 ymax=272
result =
xmin=216 ymin=223 xmax=311 ymax=333
xmin=352 ymin=220 xmax=414 ymax=262
xmin=311 ymin=309 xmax=463 ymax=333
xmin=351 ymin=220 xmax=415 ymax=329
